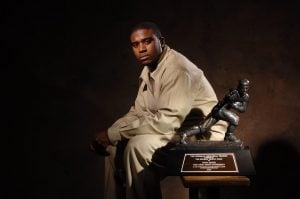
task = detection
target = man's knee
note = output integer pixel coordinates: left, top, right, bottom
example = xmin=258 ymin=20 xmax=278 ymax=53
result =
xmin=125 ymin=136 xmax=154 ymax=163
xmin=124 ymin=135 xmax=169 ymax=166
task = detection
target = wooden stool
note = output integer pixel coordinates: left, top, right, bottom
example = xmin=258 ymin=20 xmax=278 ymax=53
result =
xmin=181 ymin=175 xmax=250 ymax=199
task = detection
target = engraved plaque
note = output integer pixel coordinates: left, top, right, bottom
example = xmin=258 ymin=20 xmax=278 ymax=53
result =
xmin=181 ymin=153 xmax=239 ymax=173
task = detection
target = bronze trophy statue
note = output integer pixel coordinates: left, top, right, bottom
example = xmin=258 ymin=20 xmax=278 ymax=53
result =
xmin=162 ymin=79 xmax=255 ymax=177
xmin=180 ymin=79 xmax=250 ymax=144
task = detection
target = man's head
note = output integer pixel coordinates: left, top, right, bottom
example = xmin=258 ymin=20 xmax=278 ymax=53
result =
xmin=130 ymin=22 xmax=165 ymax=67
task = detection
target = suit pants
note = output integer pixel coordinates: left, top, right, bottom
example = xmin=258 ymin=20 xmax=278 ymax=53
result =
xmin=104 ymin=134 xmax=174 ymax=199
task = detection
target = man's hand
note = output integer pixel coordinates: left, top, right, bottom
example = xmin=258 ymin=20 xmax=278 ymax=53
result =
xmin=95 ymin=130 xmax=111 ymax=147
xmin=90 ymin=130 xmax=111 ymax=156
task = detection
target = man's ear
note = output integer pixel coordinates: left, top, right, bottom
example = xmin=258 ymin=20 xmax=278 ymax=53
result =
xmin=159 ymin=37 xmax=166 ymax=48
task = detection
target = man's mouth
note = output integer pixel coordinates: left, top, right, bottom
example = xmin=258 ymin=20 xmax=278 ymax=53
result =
xmin=139 ymin=55 xmax=149 ymax=61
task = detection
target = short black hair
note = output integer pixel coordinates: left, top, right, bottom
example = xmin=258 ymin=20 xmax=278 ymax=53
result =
xmin=131 ymin=21 xmax=163 ymax=38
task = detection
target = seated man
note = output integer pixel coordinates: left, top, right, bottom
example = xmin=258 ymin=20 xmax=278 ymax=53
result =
xmin=90 ymin=22 xmax=227 ymax=199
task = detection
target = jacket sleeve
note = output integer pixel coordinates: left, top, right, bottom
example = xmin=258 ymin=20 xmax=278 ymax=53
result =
xmin=107 ymin=69 xmax=217 ymax=144
xmin=108 ymin=69 xmax=227 ymax=144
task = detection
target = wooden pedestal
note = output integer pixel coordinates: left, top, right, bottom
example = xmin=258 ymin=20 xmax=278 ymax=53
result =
xmin=181 ymin=175 xmax=250 ymax=199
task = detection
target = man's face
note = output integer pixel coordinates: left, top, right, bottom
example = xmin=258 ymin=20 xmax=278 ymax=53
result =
xmin=130 ymin=28 xmax=163 ymax=66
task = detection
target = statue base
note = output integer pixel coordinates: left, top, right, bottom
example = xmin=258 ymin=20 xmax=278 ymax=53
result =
xmin=157 ymin=141 xmax=255 ymax=176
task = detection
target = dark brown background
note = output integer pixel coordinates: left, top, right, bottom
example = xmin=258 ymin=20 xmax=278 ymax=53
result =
xmin=3 ymin=0 xmax=300 ymax=198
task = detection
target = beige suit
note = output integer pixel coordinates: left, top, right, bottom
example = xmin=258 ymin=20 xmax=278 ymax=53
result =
xmin=105 ymin=46 xmax=226 ymax=199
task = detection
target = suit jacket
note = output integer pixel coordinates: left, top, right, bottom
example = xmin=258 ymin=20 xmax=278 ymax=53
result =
xmin=107 ymin=45 xmax=226 ymax=145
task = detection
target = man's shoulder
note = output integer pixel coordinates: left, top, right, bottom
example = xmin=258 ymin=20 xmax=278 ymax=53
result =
xmin=166 ymin=48 xmax=203 ymax=74
xmin=168 ymin=48 xmax=189 ymax=62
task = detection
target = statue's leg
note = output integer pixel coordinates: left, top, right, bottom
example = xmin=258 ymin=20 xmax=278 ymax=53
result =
xmin=218 ymin=109 xmax=240 ymax=142
xmin=224 ymin=124 xmax=241 ymax=142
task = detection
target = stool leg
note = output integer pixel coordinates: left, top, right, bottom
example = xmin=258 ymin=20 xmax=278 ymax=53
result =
xmin=206 ymin=187 xmax=220 ymax=199
xmin=189 ymin=188 xmax=199 ymax=199
xmin=189 ymin=188 xmax=208 ymax=199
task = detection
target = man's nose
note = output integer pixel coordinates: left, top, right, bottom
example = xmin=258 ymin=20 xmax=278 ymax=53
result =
xmin=138 ymin=43 xmax=147 ymax=52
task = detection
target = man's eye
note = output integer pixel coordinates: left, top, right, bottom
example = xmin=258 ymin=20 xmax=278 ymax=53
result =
xmin=144 ymin=39 xmax=153 ymax=44
xmin=131 ymin=43 xmax=138 ymax=48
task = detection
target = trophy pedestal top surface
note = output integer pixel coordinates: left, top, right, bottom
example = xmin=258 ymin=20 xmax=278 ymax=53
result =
xmin=174 ymin=141 xmax=245 ymax=151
